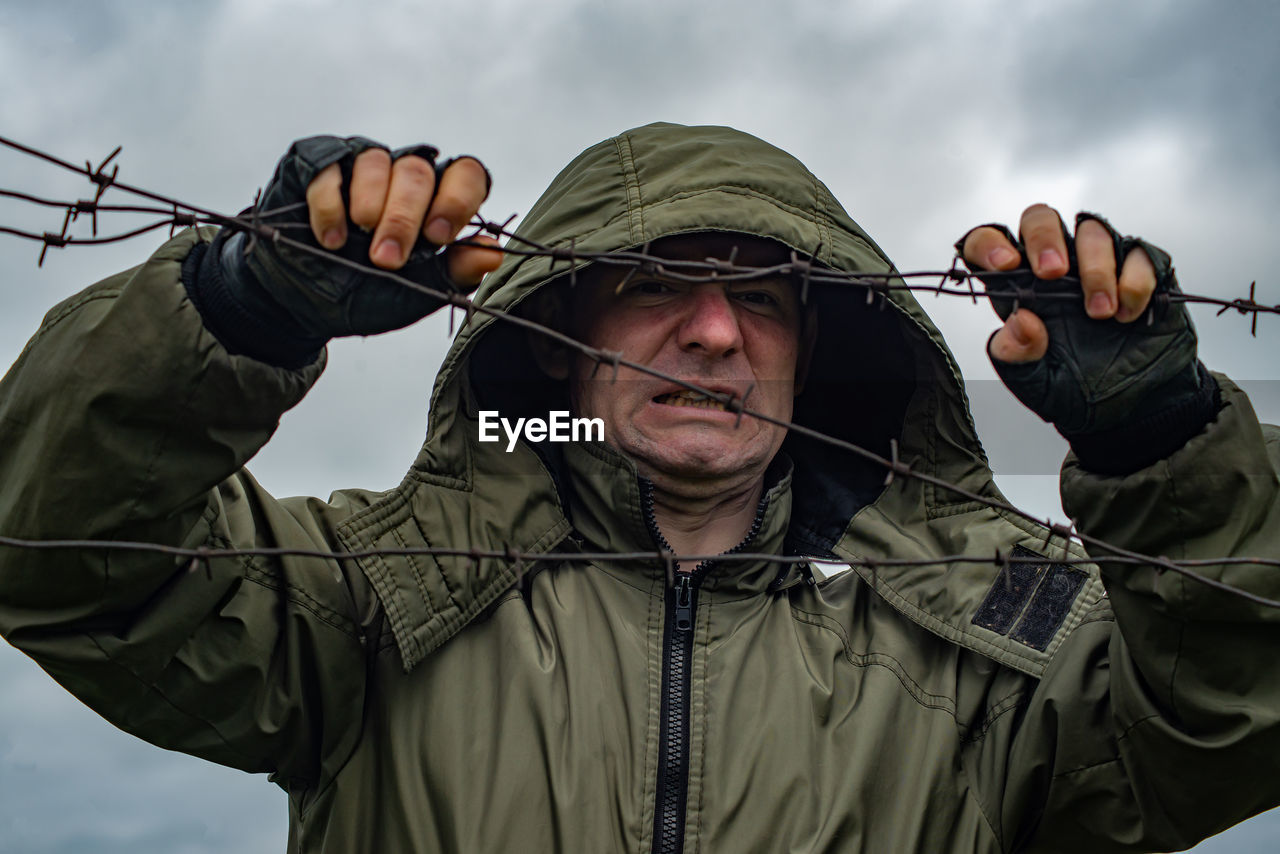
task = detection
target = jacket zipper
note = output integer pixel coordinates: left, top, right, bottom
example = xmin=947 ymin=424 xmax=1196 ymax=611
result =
xmin=643 ymin=480 xmax=767 ymax=854
xmin=654 ymin=570 xmax=698 ymax=854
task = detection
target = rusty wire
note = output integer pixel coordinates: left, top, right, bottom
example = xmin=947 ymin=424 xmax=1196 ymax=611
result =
xmin=2 ymin=134 xmax=1279 ymax=610
xmin=3 ymin=533 xmax=1280 ymax=574
xmin=2 ymin=134 xmax=1278 ymax=323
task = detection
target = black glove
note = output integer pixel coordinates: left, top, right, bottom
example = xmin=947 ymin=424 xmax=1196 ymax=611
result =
xmin=183 ymin=135 xmax=465 ymax=368
xmin=959 ymin=212 xmax=1220 ymax=474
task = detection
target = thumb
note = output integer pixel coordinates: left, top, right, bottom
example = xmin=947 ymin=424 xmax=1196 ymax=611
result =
xmin=988 ymin=308 xmax=1048 ymax=364
xmin=445 ymin=235 xmax=504 ymax=290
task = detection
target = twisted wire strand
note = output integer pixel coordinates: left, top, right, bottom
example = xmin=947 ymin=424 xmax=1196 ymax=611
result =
xmin=2 ymin=134 xmax=1278 ymax=609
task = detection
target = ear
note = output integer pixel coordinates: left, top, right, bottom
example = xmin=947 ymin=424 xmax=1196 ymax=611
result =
xmin=794 ymin=305 xmax=818 ymax=396
xmin=525 ymin=288 xmax=571 ymax=380
xmin=529 ymin=331 xmax=571 ymax=380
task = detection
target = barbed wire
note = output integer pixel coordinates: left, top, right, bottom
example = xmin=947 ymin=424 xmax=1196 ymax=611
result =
xmin=1 ymin=533 xmax=1278 ymax=607
xmin=5 ymin=170 xmax=1277 ymax=328
xmin=2 ymin=135 xmax=1278 ymax=611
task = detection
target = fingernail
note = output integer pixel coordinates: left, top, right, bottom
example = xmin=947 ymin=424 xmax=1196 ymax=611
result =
xmin=427 ymin=218 xmax=454 ymax=245
xmin=988 ymin=247 xmax=1018 ymax=269
xmin=1009 ymin=319 xmax=1032 ymax=346
xmin=1088 ymin=292 xmax=1112 ymax=317
xmin=373 ymin=239 xmax=401 ymax=266
xmin=1038 ymin=248 xmax=1064 ymax=272
xmin=322 ymin=229 xmax=343 ymax=250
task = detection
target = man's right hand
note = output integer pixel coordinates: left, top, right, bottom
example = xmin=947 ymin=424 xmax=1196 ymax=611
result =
xmin=305 ymin=142 xmax=500 ymax=284
xmin=184 ymin=135 xmax=502 ymax=368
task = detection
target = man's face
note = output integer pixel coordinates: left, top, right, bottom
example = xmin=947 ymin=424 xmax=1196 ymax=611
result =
xmin=568 ymin=234 xmax=809 ymax=490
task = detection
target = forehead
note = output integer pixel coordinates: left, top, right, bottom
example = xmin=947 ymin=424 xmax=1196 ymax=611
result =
xmin=564 ymin=232 xmax=806 ymax=343
xmin=574 ymin=231 xmax=796 ymax=294
xmin=617 ymin=231 xmax=791 ymax=273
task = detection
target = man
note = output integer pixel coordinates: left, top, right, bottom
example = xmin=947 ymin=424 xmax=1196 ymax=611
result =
xmin=1 ymin=123 xmax=1277 ymax=853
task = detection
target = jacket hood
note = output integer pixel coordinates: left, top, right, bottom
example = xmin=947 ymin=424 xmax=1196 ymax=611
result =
xmin=428 ymin=121 xmax=992 ymax=530
xmin=387 ymin=122 xmax=1096 ymax=676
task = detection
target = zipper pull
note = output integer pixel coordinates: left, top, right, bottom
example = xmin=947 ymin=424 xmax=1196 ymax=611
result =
xmin=674 ymin=575 xmax=694 ymax=632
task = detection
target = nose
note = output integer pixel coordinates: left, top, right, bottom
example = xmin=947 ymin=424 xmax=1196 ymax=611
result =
xmin=676 ymin=285 xmax=742 ymax=357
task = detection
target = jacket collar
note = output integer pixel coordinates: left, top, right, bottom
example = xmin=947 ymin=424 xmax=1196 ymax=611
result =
xmin=559 ymin=439 xmax=797 ymax=597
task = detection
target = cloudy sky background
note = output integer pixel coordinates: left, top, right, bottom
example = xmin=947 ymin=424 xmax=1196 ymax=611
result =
xmin=1 ymin=0 xmax=1277 ymax=850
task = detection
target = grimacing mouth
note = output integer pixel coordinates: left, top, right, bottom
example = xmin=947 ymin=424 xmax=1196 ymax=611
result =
xmin=653 ymin=389 xmax=729 ymax=411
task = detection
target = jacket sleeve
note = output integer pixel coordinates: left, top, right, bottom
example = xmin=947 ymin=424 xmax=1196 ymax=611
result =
xmin=1002 ymin=375 xmax=1280 ymax=852
xmin=0 ymin=229 xmax=377 ymax=790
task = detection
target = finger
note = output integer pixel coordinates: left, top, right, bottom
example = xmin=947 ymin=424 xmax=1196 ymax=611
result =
xmin=988 ymin=308 xmax=1048 ymax=363
xmin=424 ymin=157 xmax=490 ymax=246
xmin=348 ymin=148 xmax=392 ymax=232
xmin=962 ymin=226 xmax=1022 ymax=271
xmin=1019 ymin=204 xmax=1070 ymax=279
xmin=305 ymin=163 xmax=346 ymax=250
xmin=444 ymin=234 xmax=504 ymax=289
xmin=1115 ymin=246 xmax=1157 ymax=323
xmin=1075 ymin=218 xmax=1118 ymax=319
xmin=370 ymin=155 xmax=437 ymax=269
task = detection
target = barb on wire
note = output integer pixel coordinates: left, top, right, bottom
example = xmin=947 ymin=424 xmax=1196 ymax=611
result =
xmin=1214 ymin=280 xmax=1263 ymax=337
xmin=3 ymin=530 xmax=1279 ymax=612
xmin=995 ymin=548 xmax=1013 ymax=594
xmin=2 ymin=134 xmax=1279 ymax=611
xmin=2 ymin=534 xmax=1278 ymax=575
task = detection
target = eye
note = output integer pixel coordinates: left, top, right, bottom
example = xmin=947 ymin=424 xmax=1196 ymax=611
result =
xmin=622 ymin=278 xmax=677 ymax=297
xmin=734 ymin=290 xmax=779 ymax=306
xmin=729 ymin=279 xmax=796 ymax=314
xmin=636 ymin=279 xmax=673 ymax=294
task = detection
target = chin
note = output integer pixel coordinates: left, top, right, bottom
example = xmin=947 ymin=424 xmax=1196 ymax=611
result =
xmin=631 ymin=441 xmax=776 ymax=488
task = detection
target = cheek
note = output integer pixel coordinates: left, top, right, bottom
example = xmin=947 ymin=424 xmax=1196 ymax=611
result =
xmin=573 ymin=295 xmax=631 ymax=352
xmin=568 ymin=363 xmax=622 ymax=425
xmin=749 ymin=328 xmax=802 ymax=381
xmin=747 ymin=339 xmax=801 ymax=419
xmin=567 ymin=360 xmax=596 ymax=420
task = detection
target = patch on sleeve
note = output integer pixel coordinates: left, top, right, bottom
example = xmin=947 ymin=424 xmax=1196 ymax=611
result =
xmin=971 ymin=544 xmax=1088 ymax=651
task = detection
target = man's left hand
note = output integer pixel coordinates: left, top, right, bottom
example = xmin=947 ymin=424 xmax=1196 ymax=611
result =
xmin=957 ymin=205 xmax=1216 ymax=472
xmin=964 ymin=204 xmax=1158 ymax=363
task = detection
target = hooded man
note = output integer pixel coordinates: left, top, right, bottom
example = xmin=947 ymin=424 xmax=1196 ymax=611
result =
xmin=1 ymin=123 xmax=1278 ymax=853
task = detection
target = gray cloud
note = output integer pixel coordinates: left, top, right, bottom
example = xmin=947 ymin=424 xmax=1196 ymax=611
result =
xmin=0 ymin=0 xmax=1277 ymax=850
xmin=1003 ymin=0 xmax=1280 ymax=181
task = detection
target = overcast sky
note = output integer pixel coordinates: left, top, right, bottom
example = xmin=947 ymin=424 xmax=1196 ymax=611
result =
xmin=1 ymin=1 xmax=1277 ymax=851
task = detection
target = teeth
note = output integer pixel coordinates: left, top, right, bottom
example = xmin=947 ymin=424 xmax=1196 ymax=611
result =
xmin=656 ymin=390 xmax=727 ymax=410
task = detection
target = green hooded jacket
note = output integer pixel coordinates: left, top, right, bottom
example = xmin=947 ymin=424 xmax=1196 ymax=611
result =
xmin=2 ymin=123 xmax=1279 ymax=853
